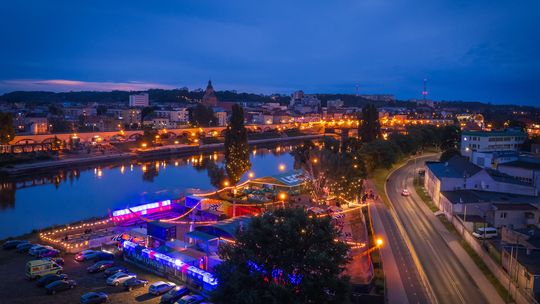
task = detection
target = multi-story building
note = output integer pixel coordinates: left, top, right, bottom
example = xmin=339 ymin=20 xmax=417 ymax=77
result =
xmin=155 ymin=108 xmax=189 ymax=124
xmin=213 ymin=110 xmax=228 ymax=127
xmin=460 ymin=129 xmax=527 ymax=159
xmin=129 ymin=93 xmax=150 ymax=107
xmin=424 ymin=156 xmax=537 ymax=207
xmin=64 ymin=106 xmax=97 ymax=120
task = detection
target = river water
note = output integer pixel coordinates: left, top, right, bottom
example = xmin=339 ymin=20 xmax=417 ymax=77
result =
xmin=0 ymin=145 xmax=297 ymax=239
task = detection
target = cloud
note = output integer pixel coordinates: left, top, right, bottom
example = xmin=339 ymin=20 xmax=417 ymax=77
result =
xmin=0 ymin=79 xmax=176 ymax=93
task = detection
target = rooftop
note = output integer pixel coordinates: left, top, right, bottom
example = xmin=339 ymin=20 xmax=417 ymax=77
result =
xmin=462 ymin=129 xmax=526 ymax=137
xmin=499 ymin=160 xmax=540 ymax=171
xmin=492 ymin=203 xmax=538 ymax=211
xmin=426 ymin=155 xmax=482 ymax=179
xmin=441 ymin=190 xmax=540 ymax=205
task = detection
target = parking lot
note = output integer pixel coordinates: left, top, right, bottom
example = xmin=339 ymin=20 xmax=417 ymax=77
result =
xmin=0 ymin=243 xmax=185 ymax=304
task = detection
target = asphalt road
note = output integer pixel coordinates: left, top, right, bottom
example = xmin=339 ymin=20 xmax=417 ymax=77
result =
xmin=371 ymin=196 xmax=429 ymax=304
xmin=387 ymin=156 xmax=487 ymax=304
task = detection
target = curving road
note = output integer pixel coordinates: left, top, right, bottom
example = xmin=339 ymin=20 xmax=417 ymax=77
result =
xmin=386 ymin=156 xmax=487 ymax=304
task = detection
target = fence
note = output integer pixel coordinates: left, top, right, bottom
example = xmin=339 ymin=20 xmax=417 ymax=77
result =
xmin=449 ymin=215 xmax=538 ymax=304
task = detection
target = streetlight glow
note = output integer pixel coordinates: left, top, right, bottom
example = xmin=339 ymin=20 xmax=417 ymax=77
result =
xmin=376 ymin=237 xmax=384 ymax=247
xmin=279 ymin=164 xmax=286 ymax=171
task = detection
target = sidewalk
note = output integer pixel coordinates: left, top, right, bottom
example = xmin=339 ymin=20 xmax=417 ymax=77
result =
xmin=409 ymin=179 xmax=505 ymax=304
xmin=341 ymin=204 xmax=373 ymax=286
xmin=368 ymin=198 xmax=409 ymax=303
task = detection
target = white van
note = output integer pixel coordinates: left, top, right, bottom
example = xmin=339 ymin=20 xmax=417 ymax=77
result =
xmin=25 ymin=260 xmax=63 ymax=279
xmin=472 ymin=227 xmax=498 ymax=239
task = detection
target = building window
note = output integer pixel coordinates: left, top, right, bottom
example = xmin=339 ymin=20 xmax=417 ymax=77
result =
xmin=500 ymin=212 xmax=507 ymax=219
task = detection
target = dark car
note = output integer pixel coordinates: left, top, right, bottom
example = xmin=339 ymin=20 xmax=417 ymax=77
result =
xmin=103 ymin=266 xmax=128 ymax=277
xmin=123 ymin=278 xmax=149 ymax=291
xmin=3 ymin=240 xmax=28 ymax=250
xmin=16 ymin=242 xmax=34 ymax=253
xmin=45 ymin=279 xmax=77 ymax=295
xmin=80 ymin=291 xmax=109 ymax=304
xmin=36 ymin=273 xmax=68 ymax=287
xmin=42 ymin=257 xmax=65 ymax=266
xmin=87 ymin=260 xmax=114 ymax=273
xmin=94 ymin=251 xmax=115 ymax=261
xmin=160 ymin=285 xmax=189 ymax=304
xmin=37 ymin=248 xmax=60 ymax=258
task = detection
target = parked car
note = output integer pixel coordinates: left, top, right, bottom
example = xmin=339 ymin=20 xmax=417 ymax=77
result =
xmin=36 ymin=273 xmax=68 ymax=287
xmin=37 ymin=248 xmax=60 ymax=258
xmin=87 ymin=260 xmax=114 ymax=273
xmin=472 ymin=227 xmax=498 ymax=239
xmin=123 ymin=278 xmax=149 ymax=291
xmin=94 ymin=251 xmax=115 ymax=261
xmin=106 ymin=272 xmax=136 ymax=286
xmin=26 ymin=259 xmax=63 ymax=280
xmin=103 ymin=266 xmax=128 ymax=277
xmin=45 ymin=279 xmax=77 ymax=294
xmin=29 ymin=245 xmax=53 ymax=256
xmin=149 ymin=281 xmax=177 ymax=295
xmin=17 ymin=242 xmax=34 ymax=253
xmin=75 ymin=250 xmax=99 ymax=262
xmin=80 ymin=291 xmax=110 ymax=304
xmin=176 ymin=294 xmax=204 ymax=304
xmin=160 ymin=285 xmax=189 ymax=304
xmin=401 ymin=189 xmax=410 ymax=196
xmin=3 ymin=239 xmax=28 ymax=250
xmin=42 ymin=257 xmax=65 ymax=266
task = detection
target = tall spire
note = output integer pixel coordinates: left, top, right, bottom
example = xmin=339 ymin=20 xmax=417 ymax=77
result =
xmin=207 ymin=79 xmax=213 ymax=90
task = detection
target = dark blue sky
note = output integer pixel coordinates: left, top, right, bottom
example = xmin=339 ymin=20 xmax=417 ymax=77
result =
xmin=1 ymin=1 xmax=539 ymax=105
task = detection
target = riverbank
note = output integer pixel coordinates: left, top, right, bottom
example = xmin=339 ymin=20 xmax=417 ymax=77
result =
xmin=0 ymin=134 xmax=326 ymax=177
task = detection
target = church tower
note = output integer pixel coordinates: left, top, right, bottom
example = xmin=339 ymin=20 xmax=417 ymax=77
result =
xmin=202 ymin=80 xmax=218 ymax=107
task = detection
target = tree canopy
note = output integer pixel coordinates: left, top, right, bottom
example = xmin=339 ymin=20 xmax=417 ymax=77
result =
xmin=224 ymin=104 xmax=251 ymax=185
xmin=189 ymin=104 xmax=217 ymax=127
xmin=358 ymin=103 xmax=381 ymax=143
xmin=211 ymin=208 xmax=351 ymax=304
xmin=0 ymin=112 xmax=16 ymax=144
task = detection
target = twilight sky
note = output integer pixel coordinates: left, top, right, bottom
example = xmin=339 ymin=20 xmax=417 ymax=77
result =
xmin=1 ymin=0 xmax=539 ymax=105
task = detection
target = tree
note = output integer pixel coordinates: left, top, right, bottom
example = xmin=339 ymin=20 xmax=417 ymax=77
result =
xmin=0 ymin=112 xmax=16 ymax=144
xmin=439 ymin=125 xmax=461 ymax=150
xmin=440 ymin=147 xmax=461 ymax=162
xmin=189 ymin=104 xmax=216 ymax=127
xmin=358 ymin=103 xmax=381 ymax=143
xmin=140 ymin=106 xmax=155 ymax=125
xmin=212 ymin=208 xmax=351 ymax=304
xmin=224 ymin=104 xmax=251 ymax=185
xmin=292 ymin=138 xmax=365 ymax=202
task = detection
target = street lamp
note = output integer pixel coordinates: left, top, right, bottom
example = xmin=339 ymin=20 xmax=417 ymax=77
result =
xmin=376 ymin=237 xmax=384 ymax=247
xmin=279 ymin=164 xmax=286 ymax=171
xmin=248 ymin=172 xmax=254 ymax=179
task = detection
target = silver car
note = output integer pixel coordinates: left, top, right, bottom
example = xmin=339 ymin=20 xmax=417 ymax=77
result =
xmin=149 ymin=281 xmax=176 ymax=295
xmin=106 ymin=272 xmax=136 ymax=286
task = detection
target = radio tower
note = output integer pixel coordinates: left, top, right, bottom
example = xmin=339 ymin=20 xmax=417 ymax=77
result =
xmin=422 ymin=78 xmax=428 ymax=101
xmin=356 ymin=83 xmax=359 ymax=97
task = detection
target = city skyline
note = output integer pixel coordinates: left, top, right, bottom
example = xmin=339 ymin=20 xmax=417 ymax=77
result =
xmin=1 ymin=1 xmax=539 ymax=105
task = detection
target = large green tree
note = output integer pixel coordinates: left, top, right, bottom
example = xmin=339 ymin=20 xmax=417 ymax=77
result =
xmin=224 ymin=104 xmax=251 ymax=185
xmin=292 ymin=138 xmax=365 ymax=202
xmin=358 ymin=103 xmax=381 ymax=143
xmin=0 ymin=112 xmax=16 ymax=144
xmin=212 ymin=208 xmax=351 ymax=304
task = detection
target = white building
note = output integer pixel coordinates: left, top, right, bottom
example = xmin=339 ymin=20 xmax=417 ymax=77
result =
xmin=461 ymin=129 xmax=527 ymax=159
xmin=155 ymin=108 xmax=189 ymax=124
xmin=424 ymin=156 xmax=537 ymax=207
xmin=214 ymin=110 xmax=228 ymax=127
xmin=129 ymin=93 xmax=150 ymax=107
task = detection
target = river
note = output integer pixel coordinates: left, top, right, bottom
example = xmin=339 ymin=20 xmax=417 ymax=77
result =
xmin=0 ymin=145 xmax=297 ymax=239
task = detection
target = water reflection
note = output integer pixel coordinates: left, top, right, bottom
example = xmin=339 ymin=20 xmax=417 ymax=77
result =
xmin=0 ymin=144 xmax=298 ymax=238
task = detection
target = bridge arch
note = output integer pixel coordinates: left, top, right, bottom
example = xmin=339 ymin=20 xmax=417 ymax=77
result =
xmin=15 ymin=139 xmax=37 ymax=144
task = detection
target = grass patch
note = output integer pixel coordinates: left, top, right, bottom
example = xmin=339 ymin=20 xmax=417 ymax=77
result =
xmin=413 ymin=180 xmax=439 ymax=212
xmin=436 ymin=215 xmax=511 ymax=301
